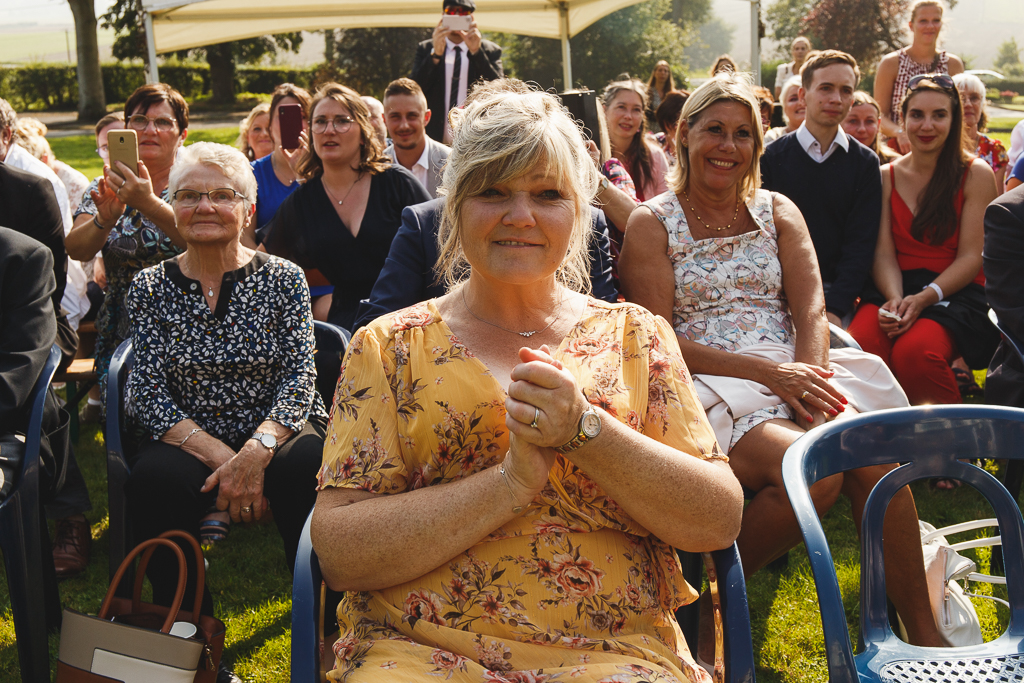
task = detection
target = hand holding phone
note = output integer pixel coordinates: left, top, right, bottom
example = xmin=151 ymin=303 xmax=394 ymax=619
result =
xmin=442 ymin=14 xmax=472 ymax=31
xmin=106 ymin=129 xmax=139 ymax=178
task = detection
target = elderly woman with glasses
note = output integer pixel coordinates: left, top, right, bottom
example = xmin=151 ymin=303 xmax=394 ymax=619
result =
xmin=124 ymin=142 xmax=328 ymax=661
xmin=66 ymin=83 xmax=191 ymax=412
xmin=261 ymin=82 xmax=431 ymax=332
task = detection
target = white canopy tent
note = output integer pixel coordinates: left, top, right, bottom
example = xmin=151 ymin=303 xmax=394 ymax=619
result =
xmin=139 ymin=0 xmax=650 ymax=89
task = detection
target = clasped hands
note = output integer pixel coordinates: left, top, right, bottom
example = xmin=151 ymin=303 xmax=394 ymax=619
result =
xmin=199 ymin=438 xmax=274 ymax=524
xmin=878 ymin=293 xmax=929 ymax=338
xmin=500 ymin=345 xmax=591 ymax=503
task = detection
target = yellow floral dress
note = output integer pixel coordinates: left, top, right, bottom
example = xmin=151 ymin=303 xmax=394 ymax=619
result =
xmin=318 ymin=298 xmax=727 ymax=683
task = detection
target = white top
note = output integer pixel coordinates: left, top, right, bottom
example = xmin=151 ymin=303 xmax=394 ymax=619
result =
xmin=409 ymin=142 xmax=430 ymax=189
xmin=775 ymin=62 xmax=796 ymax=91
xmin=1009 ymin=119 xmax=1024 ymax=170
xmin=443 ymin=37 xmax=470 ymax=143
xmin=795 ymin=121 xmax=849 ymax=164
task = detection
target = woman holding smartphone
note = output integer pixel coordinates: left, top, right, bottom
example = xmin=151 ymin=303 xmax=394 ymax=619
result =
xmin=261 ymin=83 xmax=430 ymax=332
xmin=65 ymin=82 xmax=188 ymax=413
xmin=848 ymin=74 xmax=999 ymax=410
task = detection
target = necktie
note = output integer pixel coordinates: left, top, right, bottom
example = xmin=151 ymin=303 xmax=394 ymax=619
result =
xmin=449 ymin=46 xmax=462 ymax=113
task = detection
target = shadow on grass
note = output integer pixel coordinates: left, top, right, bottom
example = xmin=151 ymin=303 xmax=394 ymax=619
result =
xmin=222 ymin=607 xmax=291 ymax=665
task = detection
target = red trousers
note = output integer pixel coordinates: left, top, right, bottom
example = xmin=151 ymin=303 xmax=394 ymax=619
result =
xmin=848 ymin=304 xmax=961 ymax=405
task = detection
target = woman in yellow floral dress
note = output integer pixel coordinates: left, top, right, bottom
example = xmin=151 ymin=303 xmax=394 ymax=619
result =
xmin=312 ymin=85 xmax=744 ymax=683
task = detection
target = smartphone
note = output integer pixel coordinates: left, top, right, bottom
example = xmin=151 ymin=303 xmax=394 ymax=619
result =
xmin=278 ymin=103 xmax=304 ymax=150
xmin=106 ymin=129 xmax=139 ymax=177
xmin=559 ymin=90 xmax=599 ymax=141
xmin=879 ymin=309 xmax=902 ymax=321
xmin=442 ymin=14 xmax=472 ymax=31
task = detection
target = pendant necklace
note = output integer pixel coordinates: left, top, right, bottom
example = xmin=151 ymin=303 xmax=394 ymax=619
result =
xmin=682 ymin=189 xmax=742 ymax=232
xmin=181 ymin=258 xmax=218 ymax=298
xmin=323 ymin=173 xmax=364 ymax=206
xmin=462 ymin=288 xmax=564 ymax=338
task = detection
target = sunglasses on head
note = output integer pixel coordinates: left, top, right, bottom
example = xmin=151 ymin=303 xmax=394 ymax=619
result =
xmin=444 ymin=6 xmax=471 ymax=15
xmin=907 ymin=73 xmax=955 ymax=92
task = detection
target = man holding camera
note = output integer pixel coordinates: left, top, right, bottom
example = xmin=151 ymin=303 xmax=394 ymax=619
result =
xmin=411 ymin=0 xmax=503 ymax=145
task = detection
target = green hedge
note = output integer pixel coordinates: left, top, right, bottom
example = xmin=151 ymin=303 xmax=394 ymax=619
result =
xmin=0 ymin=62 xmax=317 ymax=111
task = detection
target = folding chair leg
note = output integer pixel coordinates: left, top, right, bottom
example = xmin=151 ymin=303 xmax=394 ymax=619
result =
xmin=0 ymin=490 xmax=54 ymax=683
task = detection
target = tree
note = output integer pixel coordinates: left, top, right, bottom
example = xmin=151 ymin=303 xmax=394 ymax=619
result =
xmin=493 ymin=0 xmax=701 ymax=92
xmin=331 ymin=27 xmax=432 ymax=98
xmin=765 ymin=0 xmax=817 ymax=58
xmin=102 ymin=0 xmax=302 ymax=104
xmin=801 ymin=0 xmax=908 ymax=69
xmin=67 ymin=0 xmax=106 ymax=121
xmin=686 ymin=15 xmax=735 ymax=73
xmin=995 ymin=38 xmax=1024 ymax=78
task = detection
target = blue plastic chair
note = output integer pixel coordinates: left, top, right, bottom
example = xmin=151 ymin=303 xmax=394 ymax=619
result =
xmin=292 ymin=511 xmax=755 ymax=683
xmin=782 ymin=404 xmax=1024 ymax=683
xmin=987 ymin=309 xmax=1024 ymax=513
xmin=105 ymin=321 xmax=349 ymax=581
xmin=0 ymin=344 xmax=62 ymax=683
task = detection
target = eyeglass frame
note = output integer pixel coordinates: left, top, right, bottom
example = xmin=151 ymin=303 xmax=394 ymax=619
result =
xmin=311 ymin=115 xmax=356 ymax=134
xmin=127 ymin=114 xmax=179 ymax=133
xmin=171 ymin=188 xmax=249 ymax=208
xmin=444 ymin=6 xmax=472 ymax=15
xmin=906 ymin=73 xmax=955 ymax=93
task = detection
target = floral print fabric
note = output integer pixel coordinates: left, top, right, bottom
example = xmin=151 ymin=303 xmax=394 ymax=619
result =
xmin=318 ymin=298 xmax=725 ymax=682
xmin=976 ymin=133 xmax=1008 ymax=179
xmin=124 ymin=253 xmax=327 ymax=446
xmin=76 ymin=183 xmax=183 ymax=405
xmin=645 ymin=189 xmax=796 ymax=446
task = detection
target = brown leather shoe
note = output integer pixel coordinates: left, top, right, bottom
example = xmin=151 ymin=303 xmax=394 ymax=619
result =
xmin=52 ymin=516 xmax=91 ymax=578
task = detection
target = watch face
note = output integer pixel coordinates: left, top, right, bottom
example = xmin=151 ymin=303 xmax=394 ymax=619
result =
xmin=581 ymin=411 xmax=602 ymax=438
xmin=258 ymin=433 xmax=277 ymax=449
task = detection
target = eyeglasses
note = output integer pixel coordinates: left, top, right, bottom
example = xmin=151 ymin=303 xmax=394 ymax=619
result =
xmin=312 ymin=116 xmax=355 ymax=134
xmin=907 ymin=74 xmax=955 ymax=92
xmin=444 ymin=6 xmax=472 ymax=15
xmin=96 ymin=144 xmax=109 ymax=159
xmin=127 ymin=114 xmax=178 ymax=132
xmin=172 ymin=188 xmax=248 ymax=207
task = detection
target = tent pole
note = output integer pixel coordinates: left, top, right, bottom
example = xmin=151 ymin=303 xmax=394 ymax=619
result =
xmin=560 ymin=2 xmax=572 ymax=89
xmin=145 ymin=12 xmax=159 ymax=83
xmin=750 ymin=0 xmax=760 ymax=85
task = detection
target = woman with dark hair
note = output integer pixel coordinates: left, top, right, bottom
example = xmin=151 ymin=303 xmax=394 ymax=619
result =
xmin=249 ymin=83 xmax=312 ymax=239
xmin=65 ymin=82 xmax=189 ymax=408
xmin=843 ymin=91 xmax=901 ymax=164
xmin=602 ymin=80 xmax=670 ymax=202
xmin=261 ymin=83 xmax=430 ymax=331
xmin=645 ymin=60 xmax=675 ymax=128
xmin=653 ymin=90 xmax=690 ymax=163
xmin=849 ymin=74 xmax=999 ymax=411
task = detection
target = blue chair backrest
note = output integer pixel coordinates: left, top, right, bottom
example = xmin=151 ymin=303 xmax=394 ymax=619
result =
xmin=782 ymin=405 xmax=1024 ymax=683
xmin=11 ymin=345 xmax=62 ymax=500
xmin=105 ymin=339 xmax=135 ymax=580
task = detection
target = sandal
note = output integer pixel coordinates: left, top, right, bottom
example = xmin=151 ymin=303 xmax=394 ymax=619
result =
xmin=929 ymin=478 xmax=962 ymax=492
xmin=952 ymin=368 xmax=981 ymax=398
xmin=200 ymin=511 xmax=230 ymax=544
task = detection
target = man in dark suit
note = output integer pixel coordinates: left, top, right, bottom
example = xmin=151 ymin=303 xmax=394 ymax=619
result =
xmin=411 ymin=0 xmax=503 ymax=144
xmin=984 ymin=185 xmax=1024 ymax=408
xmin=354 ymin=198 xmax=618 ymax=330
xmin=0 ymin=163 xmax=93 ymax=578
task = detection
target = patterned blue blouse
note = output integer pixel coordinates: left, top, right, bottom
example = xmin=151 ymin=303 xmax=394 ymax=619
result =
xmin=125 ymin=251 xmax=328 ymax=448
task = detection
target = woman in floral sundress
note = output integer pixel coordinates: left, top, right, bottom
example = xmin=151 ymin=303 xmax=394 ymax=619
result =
xmin=312 ymin=86 xmax=744 ymax=683
xmin=618 ymin=72 xmax=944 ymax=650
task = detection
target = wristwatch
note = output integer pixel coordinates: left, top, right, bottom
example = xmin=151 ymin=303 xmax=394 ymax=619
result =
xmin=250 ymin=432 xmax=278 ymax=453
xmin=555 ymin=405 xmax=602 ymax=454
xmin=598 ymin=175 xmax=610 ymax=192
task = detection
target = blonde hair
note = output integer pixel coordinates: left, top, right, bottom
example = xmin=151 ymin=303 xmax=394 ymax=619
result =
xmin=669 ymin=71 xmax=763 ymax=204
xmin=235 ymin=102 xmax=270 ymax=161
xmin=780 ymin=75 xmax=803 ymax=124
xmin=16 ymin=133 xmax=51 ymax=162
xmin=436 ymin=87 xmax=597 ymax=293
xmin=910 ymin=0 xmax=943 ymax=23
xmin=168 ymin=141 xmax=258 ymax=214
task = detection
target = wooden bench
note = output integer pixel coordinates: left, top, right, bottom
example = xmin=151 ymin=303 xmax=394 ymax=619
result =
xmin=53 ymin=357 xmax=98 ymax=444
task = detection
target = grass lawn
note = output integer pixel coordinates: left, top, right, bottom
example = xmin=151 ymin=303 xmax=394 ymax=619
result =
xmin=0 ymin=416 xmax=1016 ymax=682
xmin=49 ymin=128 xmax=241 ymax=185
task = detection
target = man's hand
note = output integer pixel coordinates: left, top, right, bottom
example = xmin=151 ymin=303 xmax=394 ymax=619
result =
xmin=463 ymin=18 xmax=483 ymax=54
xmin=432 ymin=20 xmax=451 ymax=58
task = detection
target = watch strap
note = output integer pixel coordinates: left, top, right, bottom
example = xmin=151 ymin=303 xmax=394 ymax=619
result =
xmin=555 ymin=407 xmax=598 ymax=454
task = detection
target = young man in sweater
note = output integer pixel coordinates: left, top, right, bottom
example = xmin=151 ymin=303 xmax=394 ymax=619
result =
xmin=761 ymin=50 xmax=882 ymax=327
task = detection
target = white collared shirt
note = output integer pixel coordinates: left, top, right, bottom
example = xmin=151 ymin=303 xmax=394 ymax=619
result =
xmin=410 ymin=141 xmax=430 ymax=188
xmin=795 ymin=121 xmax=849 ymax=163
xmin=443 ymin=37 xmax=470 ymax=143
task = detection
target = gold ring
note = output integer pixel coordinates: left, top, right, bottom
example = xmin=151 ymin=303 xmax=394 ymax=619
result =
xmin=530 ymin=407 xmax=540 ymax=429
xmin=241 ymin=505 xmax=252 ymax=513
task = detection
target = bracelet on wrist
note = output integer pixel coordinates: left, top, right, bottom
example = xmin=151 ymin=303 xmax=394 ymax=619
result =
xmin=498 ymin=463 xmax=524 ymax=514
xmin=179 ymin=427 xmax=202 ymax=449
xmin=923 ymin=282 xmax=944 ymax=302
xmin=93 ymin=214 xmax=111 ymax=230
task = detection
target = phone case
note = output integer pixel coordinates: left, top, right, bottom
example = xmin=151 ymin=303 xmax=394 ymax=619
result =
xmin=106 ymin=130 xmax=139 ymax=177
xmin=442 ymin=15 xmax=472 ymax=31
xmin=278 ymin=104 xmax=303 ymax=151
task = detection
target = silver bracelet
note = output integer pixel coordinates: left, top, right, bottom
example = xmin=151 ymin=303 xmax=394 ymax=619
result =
xmin=93 ymin=214 xmax=110 ymax=230
xmin=178 ymin=427 xmax=202 ymax=449
xmin=498 ymin=463 xmax=524 ymax=514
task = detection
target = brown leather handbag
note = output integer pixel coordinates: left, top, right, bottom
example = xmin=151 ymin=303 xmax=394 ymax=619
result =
xmin=57 ymin=531 xmax=225 ymax=683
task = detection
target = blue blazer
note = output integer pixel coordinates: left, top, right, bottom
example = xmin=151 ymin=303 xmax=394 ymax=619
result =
xmin=354 ymin=198 xmax=619 ymax=331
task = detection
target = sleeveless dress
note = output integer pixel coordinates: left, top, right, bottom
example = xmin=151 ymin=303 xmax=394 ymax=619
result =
xmin=318 ymin=299 xmax=726 ymax=683
xmin=644 ymin=189 xmax=795 ymax=447
xmin=890 ymin=48 xmax=950 ymax=127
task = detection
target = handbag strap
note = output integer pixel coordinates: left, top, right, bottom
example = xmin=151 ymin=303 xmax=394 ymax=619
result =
xmin=99 ymin=538 xmax=187 ymax=634
xmin=134 ymin=530 xmax=207 ymax=625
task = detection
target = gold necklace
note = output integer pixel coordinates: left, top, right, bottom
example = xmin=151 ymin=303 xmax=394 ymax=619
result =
xmin=323 ymin=173 xmax=364 ymax=206
xmin=682 ymin=189 xmax=742 ymax=232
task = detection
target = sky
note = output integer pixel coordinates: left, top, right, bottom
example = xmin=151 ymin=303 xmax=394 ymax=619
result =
xmin=0 ymin=0 xmax=114 ymax=29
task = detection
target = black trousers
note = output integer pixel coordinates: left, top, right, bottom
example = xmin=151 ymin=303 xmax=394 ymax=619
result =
xmin=125 ymin=418 xmax=326 ymax=616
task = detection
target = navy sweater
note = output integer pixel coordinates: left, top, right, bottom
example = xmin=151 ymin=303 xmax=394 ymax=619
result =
xmin=761 ymin=132 xmax=882 ymax=317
